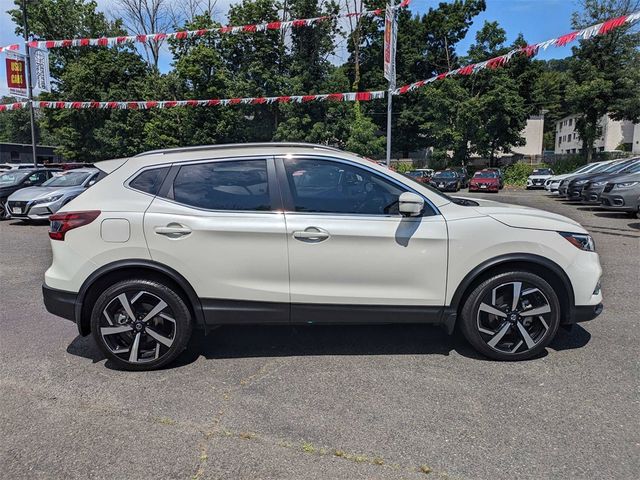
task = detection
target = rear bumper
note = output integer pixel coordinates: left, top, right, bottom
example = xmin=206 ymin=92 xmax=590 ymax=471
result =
xmin=42 ymin=283 xmax=77 ymax=323
xmin=566 ymin=303 xmax=604 ymax=324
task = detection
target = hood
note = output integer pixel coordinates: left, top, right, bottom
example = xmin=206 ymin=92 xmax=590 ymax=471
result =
xmin=470 ymin=177 xmax=499 ymax=184
xmin=470 ymin=203 xmax=585 ymax=233
xmin=7 ymin=185 xmax=83 ymax=201
xmin=528 ymin=174 xmax=552 ymax=179
xmin=605 ymin=171 xmax=640 ymax=185
xmin=548 ymin=173 xmax=573 ymax=182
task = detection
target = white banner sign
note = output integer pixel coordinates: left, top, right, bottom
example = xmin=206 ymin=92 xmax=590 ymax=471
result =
xmin=30 ymin=47 xmax=51 ymax=93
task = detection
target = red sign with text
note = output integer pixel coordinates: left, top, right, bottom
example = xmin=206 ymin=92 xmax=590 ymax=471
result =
xmin=6 ymin=58 xmax=27 ymax=90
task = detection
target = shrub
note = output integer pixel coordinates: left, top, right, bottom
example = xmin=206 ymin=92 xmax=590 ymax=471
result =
xmin=503 ymin=163 xmax=539 ymax=186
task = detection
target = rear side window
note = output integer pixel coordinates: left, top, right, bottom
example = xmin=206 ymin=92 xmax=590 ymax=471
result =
xmin=172 ymin=160 xmax=270 ymax=211
xmin=129 ymin=167 xmax=170 ymax=195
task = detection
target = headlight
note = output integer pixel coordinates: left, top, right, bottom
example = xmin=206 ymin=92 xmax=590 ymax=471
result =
xmin=574 ymin=180 xmax=588 ymax=186
xmin=559 ymin=232 xmax=595 ymax=252
xmin=33 ymin=194 xmax=63 ymax=205
xmin=613 ymin=181 xmax=639 ymax=190
xmin=591 ymin=181 xmax=607 ymax=187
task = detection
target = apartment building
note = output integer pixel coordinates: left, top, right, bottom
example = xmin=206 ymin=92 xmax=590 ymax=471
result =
xmin=555 ymin=114 xmax=640 ymax=154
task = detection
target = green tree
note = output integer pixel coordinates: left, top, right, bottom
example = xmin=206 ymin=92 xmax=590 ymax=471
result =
xmin=345 ymin=102 xmax=385 ymax=157
xmin=566 ymin=0 xmax=640 ymax=160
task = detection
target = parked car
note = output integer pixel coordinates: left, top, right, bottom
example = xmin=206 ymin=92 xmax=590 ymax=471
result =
xmin=45 ymin=162 xmax=95 ymax=171
xmin=430 ymin=170 xmax=461 ymax=191
xmin=526 ymin=168 xmax=554 ymax=189
xmin=0 ymin=169 xmax=60 ymax=219
xmin=42 ymin=143 xmax=603 ymax=370
xmin=405 ymin=169 xmax=433 ymax=183
xmin=0 ymin=163 xmax=45 ymax=172
xmin=564 ymin=158 xmax=640 ymax=200
xmin=545 ymin=161 xmax=611 ymax=194
xmin=447 ymin=167 xmax=469 ymax=188
xmin=580 ymin=158 xmax=640 ymax=205
xmin=599 ymin=171 xmax=640 ymax=217
xmin=468 ymin=170 xmax=500 ymax=192
xmin=6 ymin=168 xmax=102 ymax=221
xmin=557 ymin=160 xmax=619 ymax=197
xmin=485 ymin=168 xmax=504 ymax=189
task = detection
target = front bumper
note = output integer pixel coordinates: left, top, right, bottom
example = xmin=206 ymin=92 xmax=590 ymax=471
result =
xmin=42 ymin=283 xmax=77 ymax=323
xmin=580 ymin=186 xmax=606 ymax=204
xmin=566 ymin=186 xmax=584 ymax=200
xmin=600 ymin=192 xmax=640 ymax=212
xmin=567 ymin=303 xmax=604 ymax=324
xmin=469 ymin=184 xmax=499 ymax=191
xmin=7 ymin=199 xmax=62 ymax=220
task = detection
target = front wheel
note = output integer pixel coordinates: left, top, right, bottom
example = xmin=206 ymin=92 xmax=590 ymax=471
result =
xmin=459 ymin=271 xmax=560 ymax=361
xmin=90 ymin=279 xmax=193 ymax=370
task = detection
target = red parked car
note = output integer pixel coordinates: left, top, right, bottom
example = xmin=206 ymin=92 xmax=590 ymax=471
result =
xmin=468 ymin=170 xmax=500 ymax=192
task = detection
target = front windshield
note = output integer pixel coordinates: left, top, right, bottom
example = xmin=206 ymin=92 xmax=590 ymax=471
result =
xmin=474 ymin=171 xmax=497 ymax=178
xmin=532 ymin=169 xmax=552 ymax=175
xmin=0 ymin=171 xmax=29 ymax=186
xmin=434 ymin=171 xmax=456 ymax=178
xmin=621 ymin=162 xmax=640 ymax=174
xmin=42 ymin=171 xmax=92 ymax=187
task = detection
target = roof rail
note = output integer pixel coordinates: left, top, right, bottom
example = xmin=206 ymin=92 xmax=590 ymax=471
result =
xmin=134 ymin=142 xmax=343 ymax=157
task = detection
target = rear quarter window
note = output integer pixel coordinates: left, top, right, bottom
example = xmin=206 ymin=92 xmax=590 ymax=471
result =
xmin=129 ymin=167 xmax=170 ymax=195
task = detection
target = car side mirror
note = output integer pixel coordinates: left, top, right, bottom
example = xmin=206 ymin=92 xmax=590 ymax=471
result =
xmin=88 ymin=180 xmax=96 ymax=186
xmin=398 ymin=192 xmax=424 ymax=217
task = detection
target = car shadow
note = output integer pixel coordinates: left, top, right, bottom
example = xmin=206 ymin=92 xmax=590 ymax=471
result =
xmin=592 ymin=211 xmax=634 ymax=219
xmin=628 ymin=222 xmax=640 ymax=230
xmin=66 ymin=322 xmax=593 ymax=370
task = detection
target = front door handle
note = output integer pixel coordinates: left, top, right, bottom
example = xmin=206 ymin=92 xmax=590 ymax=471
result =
xmin=292 ymin=227 xmax=330 ymax=242
xmin=154 ymin=224 xmax=192 ymax=238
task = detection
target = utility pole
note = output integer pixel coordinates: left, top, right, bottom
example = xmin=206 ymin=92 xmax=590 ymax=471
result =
xmin=384 ymin=0 xmax=398 ymax=168
xmin=21 ymin=0 xmax=38 ymax=167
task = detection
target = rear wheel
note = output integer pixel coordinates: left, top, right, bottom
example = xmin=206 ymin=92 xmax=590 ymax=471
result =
xmin=459 ymin=271 xmax=560 ymax=361
xmin=90 ymin=279 xmax=193 ymax=370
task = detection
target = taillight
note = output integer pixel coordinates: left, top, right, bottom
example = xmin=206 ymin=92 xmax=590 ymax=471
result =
xmin=49 ymin=210 xmax=101 ymax=241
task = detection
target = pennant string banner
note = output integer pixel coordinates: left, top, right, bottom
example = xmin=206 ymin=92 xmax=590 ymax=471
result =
xmin=16 ymin=1 xmax=411 ymax=50
xmin=0 ymin=91 xmax=386 ymax=112
xmin=0 ymin=7 xmax=637 ymax=113
xmin=392 ymin=10 xmax=640 ymax=95
xmin=0 ymin=44 xmax=20 ymax=53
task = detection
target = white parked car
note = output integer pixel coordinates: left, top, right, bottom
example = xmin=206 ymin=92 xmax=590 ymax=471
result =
xmin=526 ymin=168 xmax=554 ymax=189
xmin=42 ymin=144 xmax=604 ymax=370
xmin=545 ymin=161 xmax=614 ymax=194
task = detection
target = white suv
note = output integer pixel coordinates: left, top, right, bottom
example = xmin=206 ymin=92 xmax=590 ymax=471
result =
xmin=43 ymin=144 xmax=603 ymax=370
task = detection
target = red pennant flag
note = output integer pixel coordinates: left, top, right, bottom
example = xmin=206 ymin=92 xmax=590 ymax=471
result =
xmin=186 ymin=100 xmax=198 ymax=107
xmin=107 ymin=102 xmax=118 ymax=109
xmin=116 ymin=36 xmax=128 ymax=44
xmin=356 ymin=92 xmax=372 ymax=101
xmin=243 ymin=25 xmax=257 ymax=33
xmin=229 ymin=98 xmax=242 ymax=105
xmin=556 ymin=31 xmax=578 ymax=46
xmin=97 ymin=38 xmax=108 ymax=46
xmin=80 ymin=38 xmax=90 ymax=46
xmin=46 ymin=41 xmax=55 ymax=49
xmin=165 ymin=101 xmax=177 ymax=108
xmin=62 ymin=39 xmax=73 ymax=47
xmin=175 ymin=31 xmax=188 ymax=40
xmin=292 ymin=20 xmax=306 ymax=27
xmin=90 ymin=101 xmax=100 ymax=109
xmin=599 ymin=15 xmax=628 ymax=35
xmin=127 ymin=102 xmax=138 ymax=109
xmin=136 ymin=35 xmax=147 ymax=43
xmin=302 ymin=95 xmax=316 ymax=102
xmin=207 ymin=99 xmax=221 ymax=106
xmin=196 ymin=29 xmax=208 ymax=36
xmin=252 ymin=97 xmax=267 ymax=104
xmin=278 ymin=96 xmax=291 ymax=103
xmin=56 ymin=102 xmax=65 ymax=109
xmin=327 ymin=93 xmax=343 ymax=101
xmin=267 ymin=22 xmax=282 ymax=30
xmin=145 ymin=101 xmax=158 ymax=109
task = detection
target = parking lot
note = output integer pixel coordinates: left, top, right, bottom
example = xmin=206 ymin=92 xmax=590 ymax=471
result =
xmin=1 ymin=188 xmax=638 ymax=480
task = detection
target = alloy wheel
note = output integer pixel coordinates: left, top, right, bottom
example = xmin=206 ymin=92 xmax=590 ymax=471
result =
xmin=476 ymin=281 xmax=552 ymax=355
xmin=99 ymin=290 xmax=177 ymax=364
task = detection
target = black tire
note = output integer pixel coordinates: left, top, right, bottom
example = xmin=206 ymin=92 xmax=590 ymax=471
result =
xmin=459 ymin=271 xmax=560 ymax=361
xmin=90 ymin=279 xmax=193 ymax=371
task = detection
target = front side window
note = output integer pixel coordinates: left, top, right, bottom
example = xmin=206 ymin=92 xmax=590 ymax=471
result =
xmin=42 ymin=171 xmax=92 ymax=187
xmin=283 ymin=158 xmax=406 ymax=215
xmin=172 ymin=160 xmax=270 ymax=211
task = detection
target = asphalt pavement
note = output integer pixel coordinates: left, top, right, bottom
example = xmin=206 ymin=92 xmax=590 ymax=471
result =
xmin=1 ymin=189 xmax=638 ymax=480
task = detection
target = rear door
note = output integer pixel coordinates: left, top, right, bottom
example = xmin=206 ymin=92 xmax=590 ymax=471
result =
xmin=142 ymin=157 xmax=290 ymax=323
xmin=277 ymin=156 xmax=448 ymax=322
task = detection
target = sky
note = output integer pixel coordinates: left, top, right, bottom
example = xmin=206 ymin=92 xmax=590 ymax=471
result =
xmin=0 ymin=0 xmax=582 ymax=97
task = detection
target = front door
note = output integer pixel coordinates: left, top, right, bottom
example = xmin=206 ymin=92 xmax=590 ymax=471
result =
xmin=143 ymin=157 xmax=290 ymax=324
xmin=278 ymin=156 xmax=448 ymax=322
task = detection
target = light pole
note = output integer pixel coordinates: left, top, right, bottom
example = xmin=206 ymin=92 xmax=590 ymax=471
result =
xmin=21 ymin=0 xmax=38 ymax=167
xmin=384 ymin=0 xmax=397 ymax=168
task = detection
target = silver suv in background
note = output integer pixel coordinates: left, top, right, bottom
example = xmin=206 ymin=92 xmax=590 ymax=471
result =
xmin=600 ymin=171 xmax=640 ymax=218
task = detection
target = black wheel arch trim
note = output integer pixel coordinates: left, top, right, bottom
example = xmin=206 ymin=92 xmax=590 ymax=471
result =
xmin=449 ymin=253 xmax=576 ymax=319
xmin=75 ymin=259 xmax=205 ymax=336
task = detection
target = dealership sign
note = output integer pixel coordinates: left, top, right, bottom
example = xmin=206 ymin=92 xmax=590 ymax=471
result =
xmin=383 ymin=4 xmax=397 ymax=86
xmin=5 ymin=52 xmax=27 ymax=98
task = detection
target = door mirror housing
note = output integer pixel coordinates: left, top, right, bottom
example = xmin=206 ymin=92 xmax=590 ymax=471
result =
xmin=398 ymin=192 xmax=424 ymax=217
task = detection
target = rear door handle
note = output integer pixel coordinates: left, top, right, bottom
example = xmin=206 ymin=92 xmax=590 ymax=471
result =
xmin=292 ymin=227 xmax=330 ymax=242
xmin=154 ymin=224 xmax=192 ymax=238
